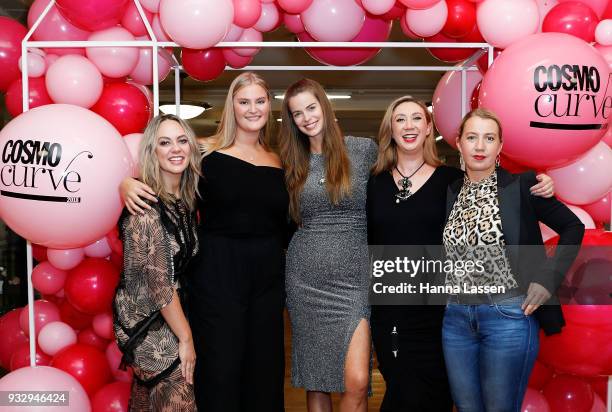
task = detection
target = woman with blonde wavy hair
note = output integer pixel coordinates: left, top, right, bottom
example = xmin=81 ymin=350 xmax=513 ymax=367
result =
xmin=280 ymin=78 xmax=377 ymax=412
xmin=120 ymin=72 xmax=288 ymax=412
xmin=114 ymin=114 xmax=200 ymax=411
xmin=367 ymin=97 xmax=555 ymax=412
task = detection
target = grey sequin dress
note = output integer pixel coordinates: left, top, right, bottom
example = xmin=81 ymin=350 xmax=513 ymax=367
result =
xmin=286 ymin=136 xmax=377 ymax=392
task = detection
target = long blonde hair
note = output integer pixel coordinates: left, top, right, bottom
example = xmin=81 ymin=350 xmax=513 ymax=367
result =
xmin=139 ymin=114 xmax=201 ymax=210
xmin=204 ymin=72 xmax=274 ymax=154
xmin=279 ymin=78 xmax=351 ymax=223
xmin=372 ymin=96 xmax=441 ymax=175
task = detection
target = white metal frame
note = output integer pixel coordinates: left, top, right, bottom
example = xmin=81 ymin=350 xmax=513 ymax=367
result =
xmin=18 ymin=3 xmax=611 ymax=410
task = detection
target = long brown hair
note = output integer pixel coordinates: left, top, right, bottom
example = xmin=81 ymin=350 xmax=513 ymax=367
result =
xmin=279 ymin=79 xmax=351 ymax=222
xmin=203 ymin=72 xmax=274 ymax=154
xmin=371 ymin=96 xmax=441 ymax=175
xmin=140 ymin=114 xmax=201 ymax=210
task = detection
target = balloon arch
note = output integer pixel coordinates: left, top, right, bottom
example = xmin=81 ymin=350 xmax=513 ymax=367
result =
xmin=0 ymin=0 xmax=610 ymax=411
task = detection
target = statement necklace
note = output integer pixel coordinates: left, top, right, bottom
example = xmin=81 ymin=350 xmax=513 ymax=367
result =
xmin=394 ymin=161 xmax=425 ymax=203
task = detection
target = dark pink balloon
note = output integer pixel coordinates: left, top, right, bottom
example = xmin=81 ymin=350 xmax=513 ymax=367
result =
xmin=91 ymin=381 xmax=131 ymax=412
xmin=223 ymin=49 xmax=254 ymax=69
xmin=121 ymin=1 xmax=153 ymax=37
xmin=542 ymin=1 xmax=599 ymax=42
xmin=19 ymin=299 xmax=61 ymax=336
xmin=0 ymin=17 xmax=27 ymax=92
xmin=543 ymin=374 xmax=595 ymax=412
xmin=78 ymin=327 xmax=110 ymax=351
xmin=299 ymin=15 xmax=392 ymax=66
xmin=182 ymin=48 xmax=227 ymax=82
xmin=55 ymin=0 xmax=129 ymax=31
xmin=4 ymin=77 xmax=53 ymax=118
xmin=0 ymin=309 xmax=29 ymax=369
xmin=233 ymin=0 xmax=262 ymax=28
xmin=9 ymin=342 xmax=52 ymax=370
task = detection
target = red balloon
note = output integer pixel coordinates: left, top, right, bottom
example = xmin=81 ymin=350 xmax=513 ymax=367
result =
xmin=470 ymin=80 xmax=481 ymax=110
xmin=381 ymin=2 xmax=407 ymax=20
xmin=539 ymin=322 xmax=612 ymax=377
xmin=499 ymin=153 xmax=530 ymax=174
xmin=51 ymin=343 xmax=112 ymax=396
xmin=298 ymin=15 xmax=392 ymax=66
xmin=426 ymin=24 xmax=484 ymax=63
xmin=562 ymin=305 xmax=612 ymax=329
xmin=542 ymin=2 xmax=599 ymax=42
xmin=476 ymin=47 xmax=502 ymax=74
xmin=91 ymin=82 xmax=151 ymax=135
xmin=0 ymin=309 xmax=29 ymax=369
xmin=55 ymin=0 xmax=129 ymax=31
xmin=182 ymin=48 xmax=227 ymax=82
xmin=588 ymin=376 xmax=608 ymax=403
xmin=9 ymin=342 xmax=52 ymax=370
xmin=442 ymin=0 xmax=477 ymax=39
xmin=32 ymin=243 xmax=48 ymax=262
xmin=59 ymin=299 xmax=94 ymax=330
xmin=92 ymin=381 xmax=131 ymax=412
xmin=64 ymin=258 xmax=120 ymax=315
xmin=527 ymin=360 xmax=554 ymax=390
xmin=78 ymin=327 xmax=110 ymax=352
xmin=543 ymin=374 xmax=594 ymax=412
xmin=0 ymin=17 xmax=28 ymax=92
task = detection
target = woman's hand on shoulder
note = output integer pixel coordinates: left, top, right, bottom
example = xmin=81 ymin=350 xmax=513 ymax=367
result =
xmin=120 ymin=177 xmax=157 ymax=215
xmin=530 ymin=173 xmax=554 ymax=198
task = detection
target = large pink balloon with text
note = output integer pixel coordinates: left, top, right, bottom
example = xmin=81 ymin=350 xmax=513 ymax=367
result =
xmin=479 ymin=32 xmax=611 ymax=168
xmin=0 ymin=104 xmax=132 ymax=248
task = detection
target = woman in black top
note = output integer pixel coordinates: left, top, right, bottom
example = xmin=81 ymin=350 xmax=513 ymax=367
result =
xmin=367 ymin=97 xmax=554 ymax=412
xmin=120 ymin=72 xmax=288 ymax=412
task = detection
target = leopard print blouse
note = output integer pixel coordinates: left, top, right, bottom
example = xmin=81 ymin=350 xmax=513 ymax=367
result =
xmin=443 ymin=172 xmax=519 ymax=291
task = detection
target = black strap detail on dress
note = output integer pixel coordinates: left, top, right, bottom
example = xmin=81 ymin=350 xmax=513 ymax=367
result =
xmin=117 ymin=310 xmax=163 ymax=370
xmin=134 ymin=357 xmax=181 ymax=389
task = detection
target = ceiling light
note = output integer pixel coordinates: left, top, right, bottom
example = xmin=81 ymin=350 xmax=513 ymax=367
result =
xmin=159 ymin=102 xmax=211 ymax=120
xmin=274 ymin=94 xmax=351 ymax=100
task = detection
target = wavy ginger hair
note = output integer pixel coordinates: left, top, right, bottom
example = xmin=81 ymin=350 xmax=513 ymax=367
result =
xmin=371 ymin=96 xmax=441 ymax=175
xmin=279 ymin=79 xmax=351 ymax=223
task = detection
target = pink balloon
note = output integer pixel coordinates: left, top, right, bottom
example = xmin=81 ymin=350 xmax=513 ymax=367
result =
xmin=47 ymin=248 xmax=85 ymax=270
xmin=233 ymin=0 xmax=262 ymax=28
xmin=32 ymin=261 xmax=67 ymax=295
xmin=233 ymin=28 xmax=263 ymax=57
xmin=477 ymin=0 xmax=539 ymax=49
xmin=106 ymin=341 xmax=134 ymax=382
xmin=400 ymin=14 xmax=423 ymax=39
xmin=159 ymin=0 xmax=233 ymax=48
xmin=254 ymin=2 xmax=281 ymax=32
xmin=590 ymin=394 xmax=606 ymax=412
xmin=432 ymin=65 xmax=482 ymax=147
xmin=399 ymin=0 xmax=442 ymax=8
xmin=0 ymin=309 xmax=28 ymax=370
xmin=522 ymin=388 xmax=551 ymax=412
xmin=84 ymin=237 xmax=112 ymax=258
xmin=55 ymin=0 xmax=128 ymax=32
xmin=123 ymin=133 xmax=144 ymax=177
xmin=547 ymin=142 xmax=612 ymax=205
xmin=0 ymin=105 xmax=132 ymax=248
xmin=302 ymin=0 xmax=366 ymax=41
xmin=152 ymin=14 xmax=171 ymax=41
xmin=86 ymin=27 xmax=139 ymax=79
xmin=595 ymin=19 xmax=612 ymax=44
xmin=92 ymin=312 xmax=114 ymax=340
xmin=284 ymin=13 xmax=305 ymax=33
xmin=479 ymin=33 xmax=610 ymax=169
xmin=595 ymin=43 xmax=612 ymax=69
xmin=566 ymin=204 xmax=597 ymax=228
xmin=121 ymin=1 xmax=154 ymax=37
xmin=91 ymin=381 xmax=131 ymax=412
xmin=224 ymin=24 xmax=245 ymax=42
xmin=129 ymin=43 xmax=172 ymax=85
xmin=45 ymin=55 xmax=103 ymax=108
xmin=582 ymin=190 xmax=611 ymax=223
xmin=0 ymin=366 xmax=91 ymax=412
xmin=540 ymin=222 xmax=559 ymax=242
xmin=18 ymin=52 xmax=46 ymax=78
xmin=560 ymin=0 xmax=610 ymax=18
xmin=223 ymin=49 xmax=254 ymax=68
xmin=405 ymin=0 xmax=448 ymax=37
xmin=298 ymin=15 xmax=392 ymax=66
xmin=28 ymin=0 xmax=90 ymax=56
xmin=362 ymin=0 xmax=396 ymax=15
xmin=19 ymin=299 xmax=61 ymax=336
xmin=38 ymin=321 xmax=77 ymax=356
xmin=140 ymin=0 xmax=161 ymax=13
xmin=278 ymin=0 xmax=314 ymax=14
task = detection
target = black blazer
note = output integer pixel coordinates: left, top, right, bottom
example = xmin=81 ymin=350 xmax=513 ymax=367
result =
xmin=445 ymin=168 xmax=585 ymax=335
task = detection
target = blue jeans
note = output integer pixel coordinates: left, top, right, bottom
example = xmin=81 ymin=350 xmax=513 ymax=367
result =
xmin=442 ymin=296 xmax=539 ymax=412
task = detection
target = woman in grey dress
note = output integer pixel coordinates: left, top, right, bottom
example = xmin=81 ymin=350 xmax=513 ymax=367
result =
xmin=279 ymin=78 xmax=377 ymax=412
